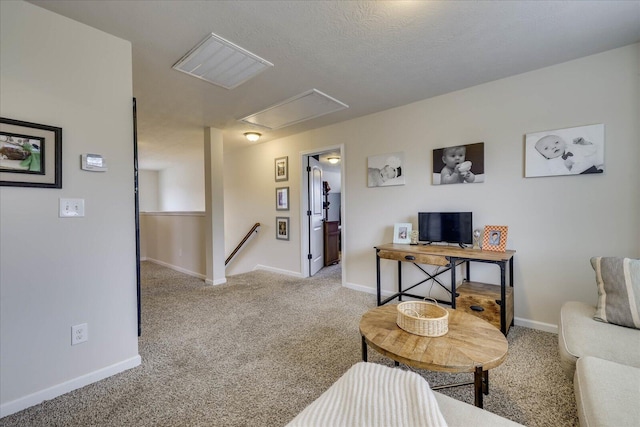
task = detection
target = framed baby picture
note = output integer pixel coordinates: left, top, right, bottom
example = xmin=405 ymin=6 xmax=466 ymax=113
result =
xmin=432 ymin=142 xmax=484 ymax=185
xmin=524 ymin=124 xmax=604 ymax=178
xmin=276 ymin=216 xmax=290 ymax=241
xmin=367 ymin=152 xmax=405 ymax=187
xmin=482 ymin=225 xmax=508 ymax=252
xmin=393 ymin=223 xmax=412 ymax=244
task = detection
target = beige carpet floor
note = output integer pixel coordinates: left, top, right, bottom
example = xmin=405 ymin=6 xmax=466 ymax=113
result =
xmin=1 ymin=261 xmax=577 ymax=427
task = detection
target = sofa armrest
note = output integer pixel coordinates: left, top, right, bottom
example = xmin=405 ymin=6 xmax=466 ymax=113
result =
xmin=559 ymin=301 xmax=640 ymax=379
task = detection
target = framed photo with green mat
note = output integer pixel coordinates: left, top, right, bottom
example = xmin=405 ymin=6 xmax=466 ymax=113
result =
xmin=1 ymin=117 xmax=62 ymax=188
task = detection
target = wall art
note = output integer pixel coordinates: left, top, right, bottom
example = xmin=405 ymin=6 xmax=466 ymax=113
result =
xmin=367 ymin=152 xmax=404 ymax=187
xmin=525 ymin=124 xmax=604 ymax=177
xmin=432 ymin=142 xmax=484 ymax=185
xmin=1 ymin=117 xmax=62 ymax=188
xmin=276 ymin=216 xmax=290 ymax=241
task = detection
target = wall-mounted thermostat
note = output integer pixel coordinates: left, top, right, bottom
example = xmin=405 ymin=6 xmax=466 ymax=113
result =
xmin=81 ymin=154 xmax=108 ymax=171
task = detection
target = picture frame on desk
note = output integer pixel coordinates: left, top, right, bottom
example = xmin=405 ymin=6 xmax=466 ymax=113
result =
xmin=393 ymin=223 xmax=412 ymax=244
xmin=482 ymin=225 xmax=508 ymax=252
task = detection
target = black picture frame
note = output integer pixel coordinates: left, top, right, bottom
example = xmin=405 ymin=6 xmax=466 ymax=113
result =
xmin=0 ymin=117 xmax=62 ymax=188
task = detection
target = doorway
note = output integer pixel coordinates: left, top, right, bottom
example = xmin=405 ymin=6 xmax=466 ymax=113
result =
xmin=300 ymin=145 xmax=344 ymax=280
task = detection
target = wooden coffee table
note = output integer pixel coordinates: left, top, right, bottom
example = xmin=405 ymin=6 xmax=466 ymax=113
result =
xmin=359 ymin=304 xmax=508 ymax=408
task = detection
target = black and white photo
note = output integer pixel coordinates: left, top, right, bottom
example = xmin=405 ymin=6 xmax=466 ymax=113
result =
xmin=432 ymin=142 xmax=484 ymax=185
xmin=525 ymin=124 xmax=604 ymax=178
xmin=367 ymin=152 xmax=404 ymax=187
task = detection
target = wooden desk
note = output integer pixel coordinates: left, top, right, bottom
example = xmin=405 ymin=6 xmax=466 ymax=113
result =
xmin=375 ymin=243 xmax=515 ymax=334
xmin=360 ymin=304 xmax=509 ymax=408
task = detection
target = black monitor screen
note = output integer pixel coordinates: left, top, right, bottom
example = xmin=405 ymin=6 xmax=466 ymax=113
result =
xmin=418 ymin=212 xmax=472 ymax=245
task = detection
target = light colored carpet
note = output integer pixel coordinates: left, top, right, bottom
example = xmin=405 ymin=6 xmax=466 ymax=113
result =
xmin=1 ymin=262 xmax=577 ymax=426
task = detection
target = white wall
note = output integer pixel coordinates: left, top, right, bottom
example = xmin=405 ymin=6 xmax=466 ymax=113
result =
xmin=138 ymin=169 xmax=159 ymax=211
xmin=0 ymin=1 xmax=139 ymax=416
xmin=140 ymin=212 xmax=206 ymax=277
xmin=158 ymin=152 xmax=205 ymax=211
xmin=224 ymin=44 xmax=640 ymax=330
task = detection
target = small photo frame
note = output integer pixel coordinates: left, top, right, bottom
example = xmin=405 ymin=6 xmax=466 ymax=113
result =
xmin=482 ymin=225 xmax=508 ymax=252
xmin=393 ymin=223 xmax=412 ymax=244
xmin=276 ymin=186 xmax=289 ymax=211
xmin=275 ymin=156 xmax=288 ymax=182
xmin=276 ymin=216 xmax=290 ymax=241
xmin=1 ymin=117 xmax=62 ymax=188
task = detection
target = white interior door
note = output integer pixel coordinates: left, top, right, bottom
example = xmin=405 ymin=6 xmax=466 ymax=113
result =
xmin=309 ymin=157 xmax=324 ymax=276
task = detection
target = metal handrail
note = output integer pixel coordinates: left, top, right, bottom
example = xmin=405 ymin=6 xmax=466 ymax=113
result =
xmin=225 ymin=223 xmax=260 ymax=266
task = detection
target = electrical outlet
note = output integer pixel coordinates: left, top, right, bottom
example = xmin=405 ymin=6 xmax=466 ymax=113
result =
xmin=71 ymin=323 xmax=88 ymax=345
xmin=59 ymin=198 xmax=85 ymax=218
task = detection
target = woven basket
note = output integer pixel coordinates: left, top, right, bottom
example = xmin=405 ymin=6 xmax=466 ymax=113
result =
xmin=396 ymin=299 xmax=449 ymax=337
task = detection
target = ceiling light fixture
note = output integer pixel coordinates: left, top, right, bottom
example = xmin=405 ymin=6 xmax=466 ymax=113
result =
xmin=244 ymin=132 xmax=261 ymax=142
xmin=327 ymin=156 xmax=340 ymax=164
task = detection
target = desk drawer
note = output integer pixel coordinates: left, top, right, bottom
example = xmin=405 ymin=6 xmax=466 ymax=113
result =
xmin=377 ymin=249 xmax=449 ymax=266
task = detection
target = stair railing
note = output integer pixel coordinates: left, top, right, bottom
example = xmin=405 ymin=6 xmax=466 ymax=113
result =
xmin=225 ymin=223 xmax=260 ymax=266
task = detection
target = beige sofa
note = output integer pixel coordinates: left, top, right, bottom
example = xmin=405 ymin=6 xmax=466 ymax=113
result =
xmin=558 ymin=257 xmax=640 ymax=427
xmin=287 ymin=361 xmax=523 ymax=427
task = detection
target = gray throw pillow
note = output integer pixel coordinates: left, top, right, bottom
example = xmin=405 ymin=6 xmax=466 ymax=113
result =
xmin=591 ymin=257 xmax=640 ymax=329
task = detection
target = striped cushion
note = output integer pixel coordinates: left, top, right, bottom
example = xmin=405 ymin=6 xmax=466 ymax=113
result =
xmin=286 ymin=362 xmax=447 ymax=427
xmin=591 ymin=257 xmax=640 ymax=329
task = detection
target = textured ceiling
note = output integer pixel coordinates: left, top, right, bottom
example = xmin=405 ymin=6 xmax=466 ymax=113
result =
xmin=28 ymin=1 xmax=640 ymax=170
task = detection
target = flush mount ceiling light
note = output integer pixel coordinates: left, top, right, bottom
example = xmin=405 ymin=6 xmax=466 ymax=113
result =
xmin=327 ymin=156 xmax=340 ymax=164
xmin=239 ymin=89 xmax=349 ymax=130
xmin=244 ymin=132 xmax=261 ymax=142
xmin=172 ymin=33 xmax=274 ymax=90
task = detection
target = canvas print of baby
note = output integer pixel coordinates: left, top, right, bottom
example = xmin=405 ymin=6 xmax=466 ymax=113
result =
xmin=525 ymin=124 xmax=604 ymax=178
xmin=367 ymin=152 xmax=405 ymax=187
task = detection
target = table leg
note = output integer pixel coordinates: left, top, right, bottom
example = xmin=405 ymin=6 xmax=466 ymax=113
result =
xmin=483 ymin=369 xmax=489 ymax=395
xmin=361 ymin=336 xmax=368 ymax=362
xmin=474 ymin=366 xmax=484 ymax=408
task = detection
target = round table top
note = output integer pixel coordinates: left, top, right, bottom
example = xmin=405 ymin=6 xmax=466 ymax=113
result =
xmin=359 ymin=304 xmax=508 ymax=373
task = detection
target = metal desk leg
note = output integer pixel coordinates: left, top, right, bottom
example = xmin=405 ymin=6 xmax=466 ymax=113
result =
xmin=450 ymin=257 xmax=457 ymax=308
xmin=361 ymin=336 xmax=368 ymax=361
xmin=398 ymin=260 xmax=403 ymax=302
xmin=500 ymin=262 xmax=506 ymax=334
xmin=376 ymin=252 xmax=381 ymax=306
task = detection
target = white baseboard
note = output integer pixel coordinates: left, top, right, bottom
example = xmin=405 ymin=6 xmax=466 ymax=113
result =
xmin=144 ymin=258 xmax=206 ymax=280
xmin=254 ymin=264 xmax=303 ymax=278
xmin=0 ymin=355 xmax=141 ymax=418
xmin=514 ymin=317 xmax=558 ymax=334
xmin=344 ymin=281 xmax=377 ymax=295
xmin=205 ymin=278 xmax=227 ymax=286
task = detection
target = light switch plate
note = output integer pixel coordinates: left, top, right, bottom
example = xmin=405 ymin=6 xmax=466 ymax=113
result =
xmin=59 ymin=198 xmax=85 ymax=217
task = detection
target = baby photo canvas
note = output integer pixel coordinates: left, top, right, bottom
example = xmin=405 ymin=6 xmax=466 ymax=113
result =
xmin=432 ymin=142 xmax=485 ymax=185
xmin=367 ymin=152 xmax=405 ymax=187
xmin=525 ymin=124 xmax=604 ymax=178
